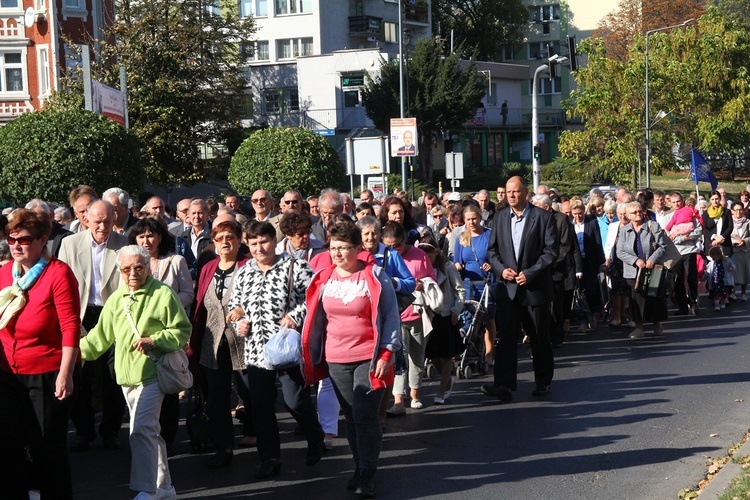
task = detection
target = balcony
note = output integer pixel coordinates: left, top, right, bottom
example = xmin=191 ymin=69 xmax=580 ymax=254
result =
xmin=246 ymin=107 xmax=373 ymax=131
xmin=403 ymin=4 xmax=428 ymax=24
xmin=462 ymin=107 xmax=566 ymax=128
xmin=349 ymin=15 xmax=382 ymax=36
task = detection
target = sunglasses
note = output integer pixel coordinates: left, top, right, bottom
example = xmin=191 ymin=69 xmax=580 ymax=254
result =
xmin=283 ymin=199 xmax=300 ymax=205
xmin=8 ymin=236 xmax=33 ymax=246
xmin=251 ymin=198 xmax=267 ymax=204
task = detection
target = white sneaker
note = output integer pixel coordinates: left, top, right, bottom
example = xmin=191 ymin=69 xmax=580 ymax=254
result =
xmin=628 ymin=328 xmax=645 ymax=339
xmin=714 ymin=305 xmax=721 ymax=311
xmin=156 ymin=485 xmax=176 ymax=500
xmin=133 ymin=493 xmax=157 ymax=500
xmin=740 ymin=294 xmax=748 ymax=301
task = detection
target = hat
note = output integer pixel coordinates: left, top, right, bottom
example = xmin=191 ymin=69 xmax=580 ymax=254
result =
xmin=447 ymin=192 xmax=462 ymax=202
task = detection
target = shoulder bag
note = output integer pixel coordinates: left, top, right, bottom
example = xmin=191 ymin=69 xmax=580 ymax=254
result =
xmin=647 ymin=220 xmax=682 ymax=269
xmin=263 ymin=259 xmax=303 ymax=370
xmin=124 ymin=296 xmax=193 ymax=394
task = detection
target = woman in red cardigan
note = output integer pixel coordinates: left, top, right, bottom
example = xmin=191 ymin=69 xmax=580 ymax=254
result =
xmin=302 ymin=221 xmax=401 ymax=498
xmin=0 ymin=209 xmax=81 ymax=498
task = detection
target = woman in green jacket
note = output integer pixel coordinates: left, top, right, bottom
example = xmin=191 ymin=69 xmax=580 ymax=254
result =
xmin=80 ymin=245 xmax=191 ymax=500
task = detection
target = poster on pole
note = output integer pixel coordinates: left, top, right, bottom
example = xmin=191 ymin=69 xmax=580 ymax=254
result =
xmin=390 ymin=117 xmax=418 ymax=157
xmin=92 ymin=80 xmax=125 ymax=126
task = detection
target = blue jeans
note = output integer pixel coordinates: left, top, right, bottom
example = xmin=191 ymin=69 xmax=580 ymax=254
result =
xmin=328 ymin=361 xmax=384 ymax=471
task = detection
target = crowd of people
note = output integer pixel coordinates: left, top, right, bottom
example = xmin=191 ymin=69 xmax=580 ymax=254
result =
xmin=0 ymin=177 xmax=747 ymax=499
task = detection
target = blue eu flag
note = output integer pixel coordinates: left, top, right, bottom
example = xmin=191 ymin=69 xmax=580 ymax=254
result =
xmin=691 ymin=149 xmax=718 ymax=191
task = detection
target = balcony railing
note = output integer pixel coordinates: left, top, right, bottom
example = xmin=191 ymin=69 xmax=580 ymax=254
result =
xmin=246 ymin=107 xmax=374 ymax=131
xmin=463 ymin=107 xmax=566 ymax=128
xmin=403 ymin=4 xmax=428 ymax=24
xmin=349 ymin=15 xmax=382 ymax=35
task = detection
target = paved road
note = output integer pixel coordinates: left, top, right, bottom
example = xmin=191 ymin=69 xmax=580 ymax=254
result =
xmin=71 ymin=301 xmax=750 ymax=499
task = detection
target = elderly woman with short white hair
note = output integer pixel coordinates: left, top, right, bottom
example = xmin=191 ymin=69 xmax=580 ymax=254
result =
xmin=79 ymin=245 xmax=191 ymax=500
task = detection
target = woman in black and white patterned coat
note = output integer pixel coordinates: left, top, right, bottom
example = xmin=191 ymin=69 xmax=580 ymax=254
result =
xmin=226 ymin=221 xmax=324 ymax=479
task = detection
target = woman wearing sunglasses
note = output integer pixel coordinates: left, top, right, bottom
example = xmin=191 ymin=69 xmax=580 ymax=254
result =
xmin=0 ymin=209 xmax=81 ymax=498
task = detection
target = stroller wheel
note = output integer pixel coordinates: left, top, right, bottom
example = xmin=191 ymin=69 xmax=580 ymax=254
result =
xmin=463 ymin=366 xmax=473 ymax=380
xmin=426 ymin=364 xmax=438 ymax=379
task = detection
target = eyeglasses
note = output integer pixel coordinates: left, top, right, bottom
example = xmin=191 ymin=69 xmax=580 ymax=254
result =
xmin=433 ymin=214 xmax=444 ymax=219
xmin=213 ymin=235 xmax=236 ymax=243
xmin=251 ymin=198 xmax=267 ymax=204
xmin=283 ymin=199 xmax=300 ymax=205
xmin=732 ymin=208 xmax=743 ymax=212
xmin=120 ymin=265 xmax=146 ymax=274
xmin=8 ymin=236 xmax=33 ymax=246
xmin=328 ymin=245 xmax=355 ymax=254
xmin=292 ymin=232 xmax=309 ymax=237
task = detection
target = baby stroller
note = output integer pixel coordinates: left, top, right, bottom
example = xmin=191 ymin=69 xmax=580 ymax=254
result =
xmin=456 ymin=279 xmax=490 ymax=379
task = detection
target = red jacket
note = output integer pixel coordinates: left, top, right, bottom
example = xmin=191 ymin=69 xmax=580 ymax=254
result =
xmin=301 ymin=260 xmax=401 ymax=390
xmin=0 ymin=259 xmax=81 ymax=375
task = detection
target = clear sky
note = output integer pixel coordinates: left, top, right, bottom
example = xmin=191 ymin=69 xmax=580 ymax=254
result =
xmin=567 ymin=0 xmax=621 ymax=31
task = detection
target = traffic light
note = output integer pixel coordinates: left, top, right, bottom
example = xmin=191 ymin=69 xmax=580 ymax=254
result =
xmin=533 ymin=144 xmax=541 ymax=160
xmin=567 ymin=35 xmax=578 ymax=71
xmin=547 ymin=42 xmax=557 ymax=78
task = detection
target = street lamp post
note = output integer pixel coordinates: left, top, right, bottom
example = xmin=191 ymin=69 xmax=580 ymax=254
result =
xmin=398 ymin=0 xmax=407 ymax=192
xmin=644 ymin=18 xmax=695 ymax=188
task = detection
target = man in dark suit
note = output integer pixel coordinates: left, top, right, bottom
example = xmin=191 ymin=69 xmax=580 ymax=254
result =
xmin=481 ymin=176 xmax=558 ymax=401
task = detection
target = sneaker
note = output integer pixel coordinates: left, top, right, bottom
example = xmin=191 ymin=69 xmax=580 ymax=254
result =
xmin=323 ymin=436 xmax=334 ymax=451
xmin=715 ymin=305 xmax=721 ymax=311
xmin=626 ymin=320 xmax=637 ymax=328
xmin=156 ymin=485 xmax=176 ymax=500
xmin=628 ymin=328 xmax=645 ymax=339
xmin=410 ymin=398 xmax=423 ymax=409
xmin=133 ymin=493 xmax=157 ymax=500
xmin=386 ymin=404 xmax=406 ymax=416
xmin=741 ymin=294 xmax=748 ymax=301
xmin=433 ymin=396 xmax=445 ymax=405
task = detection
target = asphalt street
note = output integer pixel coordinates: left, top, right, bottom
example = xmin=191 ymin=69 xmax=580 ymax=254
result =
xmin=71 ymin=299 xmax=750 ymax=499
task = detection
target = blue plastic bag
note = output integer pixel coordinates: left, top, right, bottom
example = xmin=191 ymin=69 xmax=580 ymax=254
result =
xmin=264 ymin=326 xmax=302 ymax=369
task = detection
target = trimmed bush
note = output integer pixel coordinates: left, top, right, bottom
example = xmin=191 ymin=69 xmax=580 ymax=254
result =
xmin=228 ymin=127 xmax=345 ymax=197
xmin=0 ymin=108 xmax=146 ymax=204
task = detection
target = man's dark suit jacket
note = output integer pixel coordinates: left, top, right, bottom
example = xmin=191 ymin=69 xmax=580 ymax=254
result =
xmin=487 ymin=203 xmax=558 ymax=307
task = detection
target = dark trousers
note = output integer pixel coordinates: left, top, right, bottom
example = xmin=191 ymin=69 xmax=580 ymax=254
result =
xmin=673 ymin=253 xmax=698 ymax=309
xmin=2 ymin=370 xmax=74 ymax=500
xmin=494 ymin=298 xmax=554 ymax=390
xmin=204 ymin=342 xmax=235 ymax=450
xmin=328 ymin=361 xmax=384 ymax=471
xmin=242 ymin=364 xmax=323 ymax=462
xmin=626 ymin=279 xmax=668 ymax=324
xmin=551 ymin=279 xmax=566 ymax=344
xmin=234 ymin=370 xmax=256 ymax=437
xmin=70 ymin=306 xmax=126 ymax=440
xmin=159 ymin=393 xmax=179 ymax=449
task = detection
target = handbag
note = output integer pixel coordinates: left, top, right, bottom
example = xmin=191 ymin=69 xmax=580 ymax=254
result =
xmin=263 ymin=259 xmax=303 ymax=370
xmin=124 ymin=296 xmax=193 ymax=394
xmin=647 ymin=221 xmax=682 ymax=269
xmin=571 ymin=283 xmax=590 ymax=314
xmin=186 ymin=385 xmax=211 ymax=452
xmin=634 ymin=265 xmax=670 ymax=298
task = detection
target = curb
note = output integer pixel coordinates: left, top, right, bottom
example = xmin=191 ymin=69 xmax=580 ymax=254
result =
xmin=699 ymin=436 xmax=750 ymax=498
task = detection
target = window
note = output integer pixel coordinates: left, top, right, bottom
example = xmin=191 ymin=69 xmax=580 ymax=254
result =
xmin=344 ymin=90 xmax=359 ymax=108
xmin=276 ymin=39 xmax=293 ymax=59
xmin=383 ymin=22 xmax=397 ymax=43
xmin=264 ymin=89 xmax=280 ymax=113
xmin=240 ymin=0 xmax=266 ymax=17
xmin=299 ymin=37 xmax=313 ymax=56
xmin=206 ymin=0 xmax=220 ymax=16
xmin=528 ymin=41 xmax=559 ymax=60
xmin=275 ymin=0 xmax=311 ymax=15
xmin=502 ymin=45 xmax=514 ymax=62
xmin=0 ymin=51 xmax=24 ymax=93
xmin=0 ymin=0 xmax=19 ymax=8
xmin=529 ymin=4 xmax=560 ymax=22
xmin=530 ymin=76 xmax=562 ymax=95
xmin=276 ymin=38 xmax=313 ymax=60
xmin=256 ymin=40 xmax=269 ymax=60
xmin=37 ymin=46 xmax=50 ymax=97
xmin=487 ymin=82 xmax=497 ymax=106
xmin=263 ymin=87 xmax=298 ymax=114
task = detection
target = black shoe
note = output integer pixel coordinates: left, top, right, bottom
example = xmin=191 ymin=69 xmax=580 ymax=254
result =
xmin=480 ymin=384 xmax=512 ymax=401
xmin=355 ymin=469 xmax=376 ymax=498
xmin=532 ymin=385 xmax=550 ymax=396
xmin=255 ymin=459 xmax=282 ymax=479
xmin=347 ymin=468 xmax=360 ymax=491
xmin=674 ymin=308 xmax=689 ymax=316
xmin=306 ymin=441 xmax=323 ymax=466
xmin=70 ymin=435 xmax=93 ymax=452
xmin=208 ymin=449 xmax=233 ymax=469
xmin=103 ymin=435 xmax=121 ymax=451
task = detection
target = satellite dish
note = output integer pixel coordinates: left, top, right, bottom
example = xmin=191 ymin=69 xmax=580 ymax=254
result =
xmin=23 ymin=7 xmax=34 ymax=29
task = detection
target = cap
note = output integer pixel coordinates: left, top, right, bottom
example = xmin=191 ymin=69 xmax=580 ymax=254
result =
xmin=447 ymin=192 xmax=462 ymax=202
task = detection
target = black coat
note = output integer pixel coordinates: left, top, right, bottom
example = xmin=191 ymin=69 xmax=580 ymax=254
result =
xmin=487 ymin=204 xmax=559 ymax=306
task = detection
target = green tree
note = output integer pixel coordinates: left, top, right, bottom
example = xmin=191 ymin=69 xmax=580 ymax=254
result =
xmin=560 ymin=8 xmax=750 ymax=186
xmin=432 ymin=0 xmax=529 ymax=61
xmin=361 ymin=37 xmax=485 ymax=185
xmin=58 ymin=0 xmax=256 ymax=187
xmin=0 ymin=108 xmax=146 ymax=204
xmin=228 ymin=127 xmax=345 ymax=197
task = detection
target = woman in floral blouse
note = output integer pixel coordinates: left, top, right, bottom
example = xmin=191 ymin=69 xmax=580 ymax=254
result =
xmin=226 ymin=221 xmax=324 ymax=480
